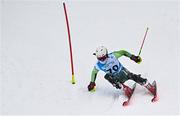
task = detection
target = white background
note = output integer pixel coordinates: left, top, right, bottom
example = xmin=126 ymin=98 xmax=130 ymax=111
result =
xmin=0 ymin=0 xmax=180 ymax=115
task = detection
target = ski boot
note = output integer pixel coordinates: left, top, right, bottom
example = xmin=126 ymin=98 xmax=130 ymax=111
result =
xmin=122 ymin=84 xmax=133 ymax=98
xmin=122 ymin=83 xmax=136 ymax=106
xmin=145 ymin=82 xmax=156 ymax=95
xmin=145 ymin=81 xmax=158 ymax=102
xmin=138 ymin=78 xmax=155 ymax=95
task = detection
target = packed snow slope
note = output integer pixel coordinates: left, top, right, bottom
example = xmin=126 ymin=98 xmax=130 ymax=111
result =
xmin=1 ymin=0 xmax=180 ymax=115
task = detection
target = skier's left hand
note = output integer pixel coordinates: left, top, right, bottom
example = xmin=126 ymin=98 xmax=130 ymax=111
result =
xmin=130 ymin=55 xmax=142 ymax=64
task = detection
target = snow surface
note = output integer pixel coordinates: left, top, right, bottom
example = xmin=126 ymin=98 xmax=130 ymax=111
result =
xmin=1 ymin=0 xmax=180 ymax=115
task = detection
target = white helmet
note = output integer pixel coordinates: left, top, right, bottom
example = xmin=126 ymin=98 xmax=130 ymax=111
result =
xmin=94 ymin=46 xmax=108 ymax=61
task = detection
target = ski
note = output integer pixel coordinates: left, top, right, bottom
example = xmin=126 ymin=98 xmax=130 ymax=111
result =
xmin=122 ymin=83 xmax=136 ymax=106
xmin=151 ymin=81 xmax=158 ymax=102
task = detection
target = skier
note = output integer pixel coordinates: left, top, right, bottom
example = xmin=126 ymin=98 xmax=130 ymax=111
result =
xmin=87 ymin=46 xmax=156 ymax=97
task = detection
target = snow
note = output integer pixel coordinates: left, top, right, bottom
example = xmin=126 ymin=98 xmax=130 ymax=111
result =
xmin=1 ymin=0 xmax=180 ymax=115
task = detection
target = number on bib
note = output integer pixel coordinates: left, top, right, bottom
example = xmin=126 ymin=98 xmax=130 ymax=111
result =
xmin=106 ymin=65 xmax=119 ymax=73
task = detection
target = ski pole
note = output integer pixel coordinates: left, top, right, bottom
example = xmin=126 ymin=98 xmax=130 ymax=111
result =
xmin=63 ymin=2 xmax=75 ymax=84
xmin=138 ymin=27 xmax=149 ymax=56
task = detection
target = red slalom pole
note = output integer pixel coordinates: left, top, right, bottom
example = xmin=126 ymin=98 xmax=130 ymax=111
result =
xmin=63 ymin=2 xmax=75 ymax=84
xmin=138 ymin=27 xmax=149 ymax=56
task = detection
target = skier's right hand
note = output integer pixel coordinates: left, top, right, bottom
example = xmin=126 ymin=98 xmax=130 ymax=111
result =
xmin=88 ymin=82 xmax=96 ymax=91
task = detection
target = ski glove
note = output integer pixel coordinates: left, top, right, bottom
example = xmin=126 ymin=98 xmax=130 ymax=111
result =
xmin=130 ymin=55 xmax=142 ymax=63
xmin=88 ymin=82 xmax=96 ymax=91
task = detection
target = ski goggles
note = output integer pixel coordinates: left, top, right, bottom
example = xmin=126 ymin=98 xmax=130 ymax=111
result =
xmin=97 ymin=55 xmax=108 ymax=61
